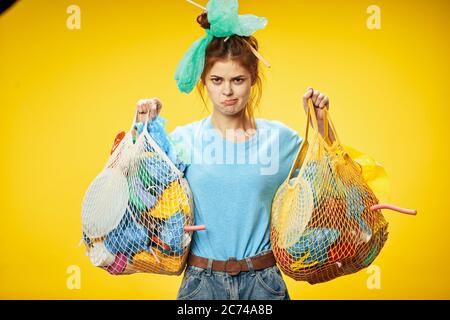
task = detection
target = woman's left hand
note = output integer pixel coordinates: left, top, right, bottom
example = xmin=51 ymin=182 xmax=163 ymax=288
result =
xmin=302 ymin=87 xmax=329 ymax=124
xmin=302 ymin=87 xmax=335 ymax=141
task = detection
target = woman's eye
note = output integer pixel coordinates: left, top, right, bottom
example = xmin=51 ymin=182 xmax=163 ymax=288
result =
xmin=211 ymin=78 xmax=245 ymax=83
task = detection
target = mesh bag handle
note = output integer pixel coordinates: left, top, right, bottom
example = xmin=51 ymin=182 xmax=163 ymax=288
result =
xmin=135 ymin=109 xmax=183 ymax=178
xmin=286 ymin=98 xmax=344 ymax=187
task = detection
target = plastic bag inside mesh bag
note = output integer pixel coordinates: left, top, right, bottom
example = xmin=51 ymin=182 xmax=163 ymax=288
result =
xmin=81 ymin=113 xmax=200 ymax=276
xmin=133 ymin=117 xmax=186 ymax=173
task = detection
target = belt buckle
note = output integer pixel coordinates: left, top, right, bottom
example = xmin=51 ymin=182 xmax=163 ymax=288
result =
xmin=224 ymin=257 xmax=242 ymax=276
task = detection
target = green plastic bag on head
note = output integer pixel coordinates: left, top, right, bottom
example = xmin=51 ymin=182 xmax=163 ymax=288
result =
xmin=174 ymin=0 xmax=268 ymax=93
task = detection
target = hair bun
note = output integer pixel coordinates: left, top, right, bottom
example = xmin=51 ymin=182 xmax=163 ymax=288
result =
xmin=196 ymin=11 xmax=210 ymax=29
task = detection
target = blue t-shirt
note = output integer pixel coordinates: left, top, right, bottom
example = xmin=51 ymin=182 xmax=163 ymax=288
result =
xmin=169 ymin=115 xmax=303 ymax=260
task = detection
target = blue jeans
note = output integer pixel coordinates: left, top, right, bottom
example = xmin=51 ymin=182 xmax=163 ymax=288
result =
xmin=176 ymin=254 xmax=291 ymax=300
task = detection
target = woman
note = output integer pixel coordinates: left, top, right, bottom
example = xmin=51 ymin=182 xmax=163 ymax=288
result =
xmin=132 ymin=11 xmax=335 ymax=300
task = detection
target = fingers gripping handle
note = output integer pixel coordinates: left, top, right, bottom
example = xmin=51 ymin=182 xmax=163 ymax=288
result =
xmin=130 ymin=104 xmax=154 ymax=133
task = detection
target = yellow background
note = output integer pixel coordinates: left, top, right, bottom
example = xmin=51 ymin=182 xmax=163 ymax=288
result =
xmin=0 ymin=0 xmax=448 ymax=299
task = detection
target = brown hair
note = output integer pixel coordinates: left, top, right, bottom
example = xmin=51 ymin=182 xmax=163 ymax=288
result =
xmin=196 ymin=11 xmax=263 ymax=128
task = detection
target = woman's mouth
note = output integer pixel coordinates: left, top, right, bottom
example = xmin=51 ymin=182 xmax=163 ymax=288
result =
xmin=223 ymin=99 xmax=238 ymax=106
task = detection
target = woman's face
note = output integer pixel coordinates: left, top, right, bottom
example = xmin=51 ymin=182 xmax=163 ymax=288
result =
xmin=204 ymin=59 xmax=253 ymax=116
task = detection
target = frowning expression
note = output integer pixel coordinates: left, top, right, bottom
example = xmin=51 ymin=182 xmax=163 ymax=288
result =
xmin=204 ymin=59 xmax=253 ymax=116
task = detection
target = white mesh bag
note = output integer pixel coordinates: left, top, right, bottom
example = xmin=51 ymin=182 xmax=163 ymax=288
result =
xmin=81 ymin=111 xmax=202 ymax=275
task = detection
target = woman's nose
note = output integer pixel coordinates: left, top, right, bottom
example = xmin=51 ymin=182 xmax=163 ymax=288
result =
xmin=222 ymin=82 xmax=233 ymax=96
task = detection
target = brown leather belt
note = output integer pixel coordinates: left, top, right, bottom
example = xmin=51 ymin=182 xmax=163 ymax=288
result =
xmin=187 ymin=251 xmax=276 ymax=276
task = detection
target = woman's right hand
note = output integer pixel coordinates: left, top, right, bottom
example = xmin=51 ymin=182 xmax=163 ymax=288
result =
xmin=135 ymin=98 xmax=163 ymax=123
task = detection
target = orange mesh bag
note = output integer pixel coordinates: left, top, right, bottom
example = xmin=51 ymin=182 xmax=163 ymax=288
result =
xmin=271 ymin=99 xmax=416 ymax=284
xmin=81 ymin=111 xmax=204 ymax=276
